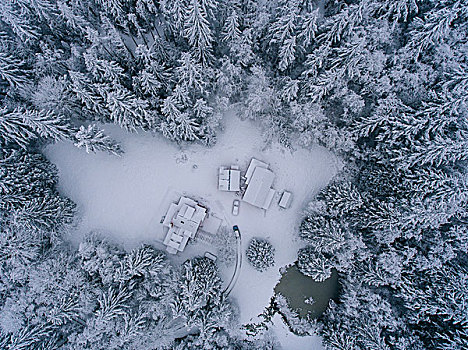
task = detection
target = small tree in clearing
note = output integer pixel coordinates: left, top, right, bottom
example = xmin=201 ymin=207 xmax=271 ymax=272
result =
xmin=246 ymin=238 xmax=275 ymax=272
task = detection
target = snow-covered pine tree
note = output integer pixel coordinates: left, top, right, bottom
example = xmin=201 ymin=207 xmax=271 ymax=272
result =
xmin=408 ymin=2 xmax=462 ymax=59
xmin=192 ymin=98 xmax=212 ymax=122
xmin=101 ymin=15 xmax=135 ymax=60
xmin=316 ymin=1 xmax=369 ymax=45
xmin=0 ymin=107 xmax=36 ymax=149
xmin=68 ymin=70 xmax=106 ymax=116
xmin=241 ymin=66 xmax=278 ymax=120
xmin=361 ymin=259 xmax=398 ymax=288
xmin=160 ymin=0 xmax=187 ymax=34
xmin=84 ymin=54 xmax=126 ymax=84
xmin=299 ymin=7 xmax=319 ymax=47
xmin=222 ymin=9 xmax=241 ymax=42
xmin=1 ymin=149 xmax=57 ymax=209
xmin=133 ymin=69 xmax=163 ymax=98
xmin=25 ymin=252 xmax=89 ymax=324
xmin=356 ymin=94 xmax=416 ymax=148
xmin=31 ymin=76 xmax=75 ymax=117
xmin=74 ymin=124 xmax=123 ymax=156
xmin=174 ymin=112 xmax=200 ymax=141
xmin=318 ymin=181 xmax=364 ymax=217
xmin=193 ymin=97 xmax=220 ymax=145
xmin=0 ymin=324 xmax=55 ymax=350
xmin=175 ymin=51 xmax=206 ymax=93
xmin=278 ymin=35 xmax=297 ymax=71
xmin=56 ymin=0 xmax=89 ymax=35
xmin=0 ymin=1 xmax=39 ymax=42
xmin=0 ymin=107 xmax=70 ymax=148
xmin=374 ymin=0 xmax=419 ymax=24
xmin=299 ymin=216 xmax=347 ymax=255
xmin=322 ymin=330 xmax=357 ymax=350
xmin=301 ymin=44 xmax=330 ymax=80
xmin=280 ymin=78 xmax=299 ymax=103
xmin=297 ymin=247 xmax=332 ymax=282
xmin=47 ymin=296 xmax=81 ymax=326
xmin=111 ymin=311 xmax=146 ymax=347
xmin=98 ymin=83 xmax=153 ymax=131
xmin=95 ymin=0 xmax=125 ymax=20
xmin=184 ymin=0 xmax=213 ymax=63
xmin=78 ymin=233 xmax=124 ymax=285
xmin=172 ymin=84 xmax=191 ymax=107
xmin=95 ymin=286 xmax=131 ymax=322
xmin=132 ymin=46 xmax=171 ymax=105
xmin=161 ymin=95 xmax=200 ymax=142
xmin=12 ymin=193 xmax=75 ymax=232
xmin=115 ymin=245 xmax=163 ymax=283
xmin=395 ymin=135 xmax=468 ymax=169
xmin=403 ymin=167 xmax=468 ymax=209
xmin=0 ymin=220 xmax=42 ymax=283
xmin=0 ymin=51 xmax=29 ymax=88
xmin=269 ymin=0 xmax=300 ymax=71
xmin=178 ymin=257 xmax=223 ymax=315
xmin=160 ymin=95 xmax=182 ymax=138
xmin=20 ymin=108 xmax=70 ymax=142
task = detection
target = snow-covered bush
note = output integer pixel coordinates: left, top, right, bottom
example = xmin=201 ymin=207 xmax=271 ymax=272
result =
xmin=246 ymin=238 xmax=275 ymax=272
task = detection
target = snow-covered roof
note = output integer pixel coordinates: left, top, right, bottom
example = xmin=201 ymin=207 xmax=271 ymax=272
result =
xmin=243 ymin=166 xmax=275 ymax=209
xmin=162 ymin=197 xmax=206 ymax=254
xmin=279 ymin=191 xmax=292 ymax=208
xmin=218 ymin=167 xmax=241 ymax=191
xmin=245 ymin=158 xmax=269 ymax=185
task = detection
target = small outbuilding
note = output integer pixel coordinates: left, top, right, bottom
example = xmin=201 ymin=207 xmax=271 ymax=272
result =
xmin=204 ymin=251 xmax=217 ymax=262
xmin=218 ymin=166 xmax=241 ymax=192
xmin=279 ymin=191 xmax=293 ymax=209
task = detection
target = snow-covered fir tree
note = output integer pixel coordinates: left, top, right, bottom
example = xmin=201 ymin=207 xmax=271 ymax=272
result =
xmin=74 ymin=124 xmax=123 ymax=156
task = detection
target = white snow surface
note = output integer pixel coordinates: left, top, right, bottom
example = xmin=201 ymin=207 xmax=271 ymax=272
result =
xmin=44 ymin=113 xmax=339 ymax=347
xmin=271 ymin=314 xmax=324 ymax=350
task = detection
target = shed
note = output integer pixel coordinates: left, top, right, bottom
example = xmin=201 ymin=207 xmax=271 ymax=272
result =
xmin=204 ymin=251 xmax=217 ymax=262
xmin=279 ymin=191 xmax=292 ymax=209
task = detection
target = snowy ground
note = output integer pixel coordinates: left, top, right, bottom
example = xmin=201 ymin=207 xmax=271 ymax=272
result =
xmin=45 ymin=112 xmax=339 ymax=349
xmin=271 ymin=314 xmax=324 ymax=350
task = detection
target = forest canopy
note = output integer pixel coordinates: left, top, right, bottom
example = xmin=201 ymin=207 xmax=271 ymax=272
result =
xmin=0 ymin=0 xmax=467 ymax=349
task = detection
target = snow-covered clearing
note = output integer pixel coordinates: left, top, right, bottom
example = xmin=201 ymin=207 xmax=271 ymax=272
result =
xmin=45 ymin=113 xmax=339 ymax=348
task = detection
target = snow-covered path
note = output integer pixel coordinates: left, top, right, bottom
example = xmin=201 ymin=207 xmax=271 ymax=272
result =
xmin=224 ymin=226 xmax=242 ymax=296
xmin=44 ymin=112 xmax=339 ymax=349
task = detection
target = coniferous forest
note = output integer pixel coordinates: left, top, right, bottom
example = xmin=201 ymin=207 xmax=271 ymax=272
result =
xmin=1 ymin=0 xmax=467 ymax=349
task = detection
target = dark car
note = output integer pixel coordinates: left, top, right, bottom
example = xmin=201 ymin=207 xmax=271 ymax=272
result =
xmin=233 ymin=225 xmax=240 ymax=238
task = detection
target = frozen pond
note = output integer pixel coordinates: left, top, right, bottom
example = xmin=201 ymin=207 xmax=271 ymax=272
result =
xmin=275 ymin=265 xmax=339 ymax=318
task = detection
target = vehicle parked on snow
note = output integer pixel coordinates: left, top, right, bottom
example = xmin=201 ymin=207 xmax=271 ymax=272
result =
xmin=232 ymin=199 xmax=240 ymax=216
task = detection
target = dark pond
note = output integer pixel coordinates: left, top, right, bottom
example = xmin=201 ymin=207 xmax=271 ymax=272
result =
xmin=274 ymin=264 xmax=339 ymax=318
